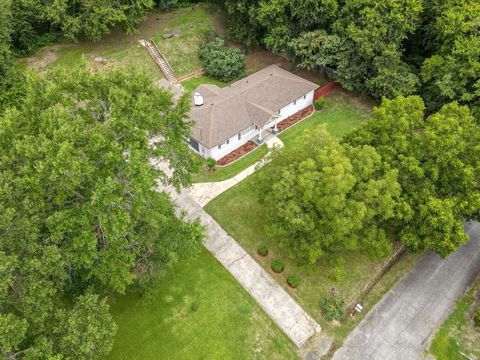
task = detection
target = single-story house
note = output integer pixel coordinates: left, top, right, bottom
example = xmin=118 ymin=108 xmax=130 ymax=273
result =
xmin=188 ymin=65 xmax=318 ymax=161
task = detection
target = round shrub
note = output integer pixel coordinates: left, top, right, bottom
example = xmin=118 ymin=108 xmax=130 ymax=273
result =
xmin=319 ymin=291 xmax=345 ymax=321
xmin=206 ymin=157 xmax=216 ymax=171
xmin=271 ymin=259 xmax=284 ymax=273
xmin=314 ymin=97 xmax=326 ymax=110
xmin=257 ymin=245 xmax=268 ymax=257
xmin=199 ymin=38 xmax=245 ymax=82
xmin=287 ymin=275 xmax=300 ymax=288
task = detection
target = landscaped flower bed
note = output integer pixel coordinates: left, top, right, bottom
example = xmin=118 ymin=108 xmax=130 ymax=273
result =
xmin=217 ymin=141 xmax=258 ymax=166
xmin=276 ymin=105 xmax=314 ymax=132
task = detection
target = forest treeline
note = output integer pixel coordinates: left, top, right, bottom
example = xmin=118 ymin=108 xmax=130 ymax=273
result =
xmin=225 ymin=0 xmax=479 ymax=119
xmin=1 ymin=0 xmax=478 ymax=119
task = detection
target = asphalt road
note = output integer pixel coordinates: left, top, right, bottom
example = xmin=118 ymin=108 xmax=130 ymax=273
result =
xmin=332 ymin=221 xmax=480 ymax=360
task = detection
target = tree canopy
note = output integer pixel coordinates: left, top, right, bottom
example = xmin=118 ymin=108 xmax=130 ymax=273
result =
xmin=0 ymin=64 xmax=203 ymax=359
xmin=224 ymin=0 xmax=479 ymax=121
xmin=258 ymin=126 xmax=400 ymax=264
xmin=420 ymin=0 xmax=480 ymax=118
xmin=3 ymin=0 xmax=155 ymax=57
xmin=346 ymin=96 xmax=480 ymax=256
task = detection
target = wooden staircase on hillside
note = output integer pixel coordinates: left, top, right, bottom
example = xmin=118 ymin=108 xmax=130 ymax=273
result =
xmin=144 ymin=40 xmax=177 ymax=84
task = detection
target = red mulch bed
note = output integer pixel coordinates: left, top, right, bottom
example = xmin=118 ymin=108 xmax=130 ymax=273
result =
xmin=217 ymin=141 xmax=258 ymax=166
xmin=276 ymin=105 xmax=314 ymax=132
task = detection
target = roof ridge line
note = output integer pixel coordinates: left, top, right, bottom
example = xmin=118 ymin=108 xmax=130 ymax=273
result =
xmin=208 ymin=106 xmax=214 ymax=148
xmin=245 ymin=100 xmax=274 ymax=114
xmin=210 ymin=73 xmax=274 ymax=106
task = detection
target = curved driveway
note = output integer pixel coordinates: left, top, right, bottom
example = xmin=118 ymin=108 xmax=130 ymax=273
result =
xmin=333 ymin=221 xmax=480 ymax=360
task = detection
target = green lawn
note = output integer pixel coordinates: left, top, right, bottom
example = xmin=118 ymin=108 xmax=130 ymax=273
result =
xmin=151 ymin=5 xmax=219 ymax=77
xmin=107 ymin=248 xmax=299 ymax=360
xmin=192 ymin=145 xmax=269 ymax=183
xmin=428 ymin=278 xmax=480 ymax=360
xmin=204 ymin=96 xmax=420 ymax=344
xmin=279 ymin=98 xmax=371 ymax=148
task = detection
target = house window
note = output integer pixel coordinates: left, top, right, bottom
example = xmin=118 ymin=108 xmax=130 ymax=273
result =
xmin=277 ymin=110 xmax=281 ymax=115
xmin=294 ymin=100 xmax=297 ymax=105
xmin=303 ymin=94 xmax=306 ymax=99
xmin=238 ymin=133 xmax=241 ymax=140
xmin=226 ymin=139 xmax=230 ymax=145
xmin=218 ymin=144 xmax=222 ymax=149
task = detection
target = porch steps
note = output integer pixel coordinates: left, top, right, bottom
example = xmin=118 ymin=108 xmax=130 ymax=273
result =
xmin=143 ymin=40 xmax=177 ymax=84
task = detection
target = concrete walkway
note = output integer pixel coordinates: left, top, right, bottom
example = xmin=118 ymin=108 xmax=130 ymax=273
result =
xmin=153 ymin=135 xmax=326 ymax=351
xmin=332 ymin=221 xmax=480 ymax=360
xmin=188 ymin=135 xmax=283 ymax=207
xmin=168 ymin=189 xmax=321 ymax=347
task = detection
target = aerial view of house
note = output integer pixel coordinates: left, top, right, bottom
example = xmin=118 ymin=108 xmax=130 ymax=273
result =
xmin=1 ymin=1 xmax=479 ymax=360
xmin=188 ymin=65 xmax=317 ymax=160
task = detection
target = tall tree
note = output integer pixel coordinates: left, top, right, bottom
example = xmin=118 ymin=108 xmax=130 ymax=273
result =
xmin=9 ymin=0 xmax=52 ymax=56
xmin=255 ymin=0 xmax=338 ymax=52
xmin=0 ymin=0 xmax=12 ymax=79
xmin=224 ymin=0 xmax=263 ymax=48
xmin=0 ymin=64 xmax=202 ymax=358
xmin=420 ymin=0 xmax=480 ymax=119
xmin=258 ymin=126 xmax=400 ymax=264
xmin=346 ymin=96 xmax=480 ymax=256
xmin=45 ymin=0 xmax=154 ymax=41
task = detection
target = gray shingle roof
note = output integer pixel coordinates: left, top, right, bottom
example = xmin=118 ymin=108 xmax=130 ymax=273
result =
xmin=189 ymin=65 xmax=318 ymax=148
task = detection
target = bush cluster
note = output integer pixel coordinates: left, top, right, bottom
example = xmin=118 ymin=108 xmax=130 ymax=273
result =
xmin=199 ymin=38 xmax=245 ymax=82
xmin=319 ymin=291 xmax=345 ymax=321
xmin=271 ymin=259 xmax=284 ymax=273
xmin=206 ymin=157 xmax=216 ymax=171
xmin=314 ymin=97 xmax=325 ymax=110
xmin=257 ymin=245 xmax=268 ymax=257
xmin=287 ymin=275 xmax=299 ymax=288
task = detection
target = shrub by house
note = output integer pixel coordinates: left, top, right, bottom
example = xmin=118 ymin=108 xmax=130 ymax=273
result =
xmin=199 ymin=38 xmax=245 ymax=82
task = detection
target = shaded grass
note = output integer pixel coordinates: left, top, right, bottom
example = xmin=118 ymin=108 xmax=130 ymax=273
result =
xmin=428 ymin=278 xmax=480 ymax=360
xmin=50 ymin=34 xmax=160 ymax=80
xmin=204 ymin=96 xmax=419 ymax=344
xmin=106 ymin=248 xmax=299 ymax=360
xmin=181 ymin=75 xmax=226 ymax=93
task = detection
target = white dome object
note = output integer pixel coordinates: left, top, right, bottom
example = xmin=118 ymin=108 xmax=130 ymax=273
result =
xmin=194 ymin=92 xmax=204 ymax=106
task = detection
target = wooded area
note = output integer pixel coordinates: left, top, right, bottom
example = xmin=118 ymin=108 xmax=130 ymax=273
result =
xmin=225 ymin=0 xmax=479 ymax=119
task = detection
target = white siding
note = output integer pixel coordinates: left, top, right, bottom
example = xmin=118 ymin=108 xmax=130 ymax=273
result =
xmin=276 ymin=90 xmax=314 ymax=122
xmin=208 ymin=127 xmax=259 ymax=160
